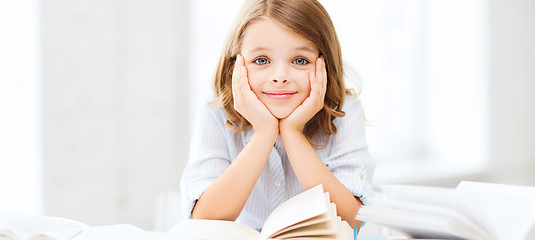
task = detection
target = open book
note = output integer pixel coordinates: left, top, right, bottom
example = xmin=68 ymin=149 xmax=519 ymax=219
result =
xmin=0 ymin=215 xmax=166 ymax=240
xmin=356 ymin=181 xmax=535 ymax=240
xmin=166 ymin=184 xmax=354 ymax=240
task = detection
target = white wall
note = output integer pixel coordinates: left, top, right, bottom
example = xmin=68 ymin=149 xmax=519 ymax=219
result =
xmin=41 ymin=0 xmax=190 ymax=228
xmin=485 ymin=0 xmax=535 ymax=185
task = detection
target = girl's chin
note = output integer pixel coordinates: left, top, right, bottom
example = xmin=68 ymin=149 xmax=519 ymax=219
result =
xmin=268 ymin=107 xmax=296 ymax=119
xmin=274 ymin=113 xmax=291 ymax=119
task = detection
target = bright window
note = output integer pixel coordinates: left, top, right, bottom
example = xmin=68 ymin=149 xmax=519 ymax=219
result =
xmin=323 ymin=0 xmax=489 ymax=183
xmin=0 ymin=0 xmax=43 ymax=214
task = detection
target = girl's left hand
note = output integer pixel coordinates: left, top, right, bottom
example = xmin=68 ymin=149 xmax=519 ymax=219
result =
xmin=280 ymin=56 xmax=327 ymax=134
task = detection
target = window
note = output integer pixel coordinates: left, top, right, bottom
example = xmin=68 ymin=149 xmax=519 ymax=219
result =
xmin=0 ymin=0 xmax=43 ymax=214
xmin=326 ymin=0 xmax=489 ymax=183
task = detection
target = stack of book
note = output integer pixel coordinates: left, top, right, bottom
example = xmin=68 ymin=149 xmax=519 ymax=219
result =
xmin=356 ymin=181 xmax=535 ymax=240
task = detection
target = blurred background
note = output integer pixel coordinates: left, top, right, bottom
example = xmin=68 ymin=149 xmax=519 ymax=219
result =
xmin=1 ymin=0 xmax=534 ymax=231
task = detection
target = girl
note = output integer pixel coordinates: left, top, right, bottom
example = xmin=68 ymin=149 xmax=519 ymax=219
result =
xmin=180 ymin=0 xmax=375 ymax=231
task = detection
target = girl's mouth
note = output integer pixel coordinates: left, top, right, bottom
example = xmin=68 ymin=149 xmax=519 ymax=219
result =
xmin=263 ymin=91 xmax=297 ymax=101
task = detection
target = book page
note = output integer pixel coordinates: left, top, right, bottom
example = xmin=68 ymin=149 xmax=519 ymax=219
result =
xmin=0 ymin=215 xmax=89 ymax=240
xmin=516 ymin=206 xmax=535 ymax=240
xmin=0 ymin=225 xmax=17 ymax=240
xmin=378 ymin=184 xmax=458 ymax=209
xmin=357 ymin=204 xmax=470 ymax=239
xmin=28 ymin=228 xmax=84 ymax=240
xmin=268 ymin=218 xmax=352 ymax=240
xmin=269 ymin=194 xmax=332 ymax=237
xmin=511 ymin=205 xmax=535 ymax=240
xmin=336 ymin=219 xmax=353 ymax=240
xmin=259 ymin=185 xmax=328 ymax=239
xmin=455 ymin=181 xmax=535 ymax=240
xmin=165 ymin=219 xmax=260 ymax=240
xmin=357 ymin=197 xmax=494 ymax=240
xmin=64 ymin=224 xmax=165 ymax=240
xmin=273 ymin=203 xmax=338 ymax=239
xmin=279 ymin=236 xmax=336 ymax=240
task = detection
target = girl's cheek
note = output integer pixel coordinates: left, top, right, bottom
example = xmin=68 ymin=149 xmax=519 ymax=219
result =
xmin=247 ymin=72 xmax=264 ymax=92
xmin=295 ymin=70 xmax=312 ymax=83
xmin=249 ymin=70 xmax=271 ymax=84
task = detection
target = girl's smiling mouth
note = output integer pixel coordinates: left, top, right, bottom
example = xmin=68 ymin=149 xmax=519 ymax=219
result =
xmin=263 ymin=90 xmax=297 ymax=101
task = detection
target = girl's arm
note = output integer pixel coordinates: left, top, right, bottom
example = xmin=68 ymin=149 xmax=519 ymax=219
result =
xmin=279 ymin=57 xmax=364 ymax=229
xmin=280 ymin=131 xmax=364 ymax=230
xmin=191 ymin=55 xmax=278 ymax=221
xmin=191 ymin=130 xmax=277 ymax=221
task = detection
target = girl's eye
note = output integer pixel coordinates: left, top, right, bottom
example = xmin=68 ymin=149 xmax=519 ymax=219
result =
xmin=254 ymin=57 xmax=270 ymax=65
xmin=293 ymin=58 xmax=309 ymax=65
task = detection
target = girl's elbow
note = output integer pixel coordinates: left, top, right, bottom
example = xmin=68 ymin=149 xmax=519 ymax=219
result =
xmin=349 ymin=219 xmax=363 ymax=232
xmin=191 ymin=205 xmax=239 ymax=221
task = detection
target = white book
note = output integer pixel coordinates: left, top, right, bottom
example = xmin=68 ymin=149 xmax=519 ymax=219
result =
xmin=0 ymin=215 xmax=166 ymax=240
xmin=356 ymin=181 xmax=535 ymax=240
xmin=165 ymin=184 xmax=354 ymax=240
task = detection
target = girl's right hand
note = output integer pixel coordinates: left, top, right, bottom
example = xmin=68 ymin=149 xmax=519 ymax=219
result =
xmin=232 ymin=54 xmax=279 ymax=139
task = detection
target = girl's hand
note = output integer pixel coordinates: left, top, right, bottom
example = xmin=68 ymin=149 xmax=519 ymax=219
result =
xmin=232 ymin=54 xmax=279 ymax=138
xmin=280 ymin=57 xmax=327 ymax=134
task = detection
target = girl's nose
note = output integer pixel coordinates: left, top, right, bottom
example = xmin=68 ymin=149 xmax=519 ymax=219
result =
xmin=272 ymin=79 xmax=288 ymax=83
xmin=272 ymin=64 xmax=289 ymax=83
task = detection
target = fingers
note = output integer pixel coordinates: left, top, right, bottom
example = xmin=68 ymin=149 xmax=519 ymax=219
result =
xmin=308 ymin=71 xmax=318 ymax=97
xmin=232 ymin=54 xmax=245 ymax=105
xmin=320 ymin=56 xmax=327 ymax=96
xmin=235 ymin=55 xmax=256 ymax=100
xmin=232 ymin=55 xmax=240 ymax=98
xmin=316 ymin=56 xmax=327 ymax=98
xmin=233 ymin=54 xmax=259 ymax=115
xmin=241 ymin=65 xmax=256 ymax=99
xmin=310 ymin=56 xmax=327 ymax=101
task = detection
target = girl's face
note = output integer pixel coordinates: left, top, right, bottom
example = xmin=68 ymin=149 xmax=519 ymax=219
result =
xmin=240 ymin=18 xmax=319 ymax=119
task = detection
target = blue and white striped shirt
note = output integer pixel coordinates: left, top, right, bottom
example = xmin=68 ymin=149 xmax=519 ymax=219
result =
xmin=180 ymin=97 xmax=375 ymax=231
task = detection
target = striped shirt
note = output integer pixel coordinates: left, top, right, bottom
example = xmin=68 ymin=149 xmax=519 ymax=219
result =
xmin=180 ymin=97 xmax=375 ymax=231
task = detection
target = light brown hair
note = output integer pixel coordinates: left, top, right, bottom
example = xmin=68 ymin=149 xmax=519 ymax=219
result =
xmin=213 ymin=0 xmax=354 ymax=147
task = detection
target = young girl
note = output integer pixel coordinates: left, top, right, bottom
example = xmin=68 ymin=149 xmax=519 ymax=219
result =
xmin=180 ymin=0 xmax=375 ymax=231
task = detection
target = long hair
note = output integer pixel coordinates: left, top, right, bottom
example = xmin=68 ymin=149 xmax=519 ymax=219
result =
xmin=213 ymin=0 xmax=354 ymax=147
